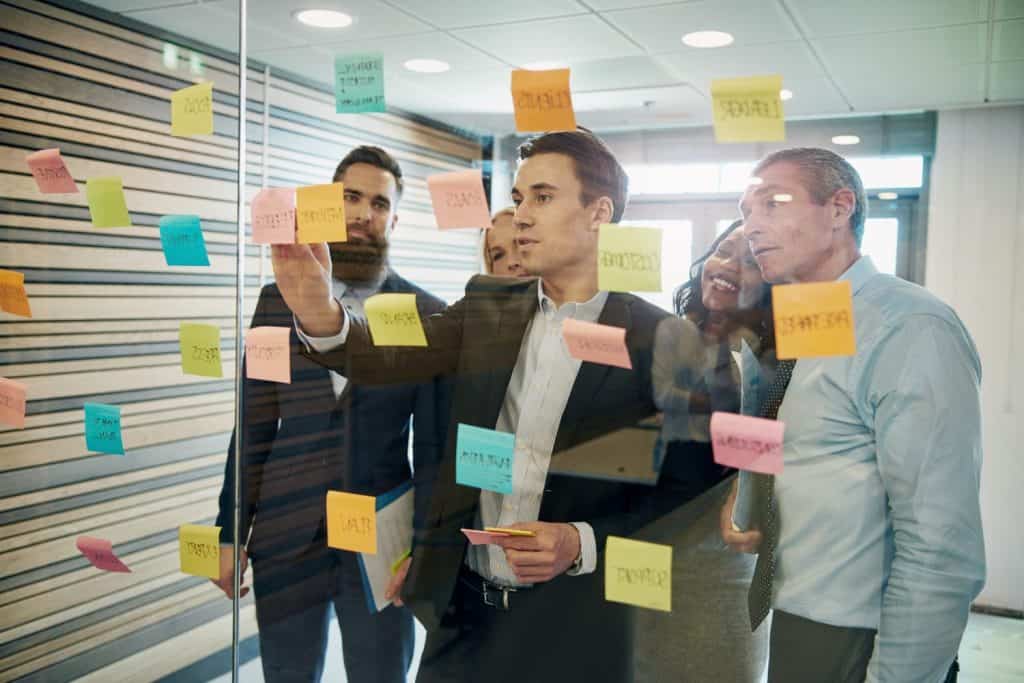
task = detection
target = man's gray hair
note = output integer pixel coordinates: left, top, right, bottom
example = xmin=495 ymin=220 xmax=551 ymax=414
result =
xmin=753 ymin=147 xmax=868 ymax=246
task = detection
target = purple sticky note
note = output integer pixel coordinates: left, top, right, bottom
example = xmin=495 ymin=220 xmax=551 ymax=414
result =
xmin=710 ymin=411 xmax=785 ymax=475
xmin=251 ymin=188 xmax=296 ymax=244
xmin=460 ymin=528 xmax=510 ymax=546
xmin=25 ymin=148 xmax=79 ymax=194
xmin=76 ymin=536 xmax=132 ymax=573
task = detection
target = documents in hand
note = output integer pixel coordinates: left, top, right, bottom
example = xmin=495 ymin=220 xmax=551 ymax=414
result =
xmin=356 ymin=481 xmax=414 ymax=613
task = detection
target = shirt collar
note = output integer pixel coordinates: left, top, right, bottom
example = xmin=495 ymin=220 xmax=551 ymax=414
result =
xmin=536 ymin=280 xmax=609 ymax=321
xmin=331 ymin=268 xmax=390 ymax=299
xmin=838 ymin=255 xmax=878 ymax=295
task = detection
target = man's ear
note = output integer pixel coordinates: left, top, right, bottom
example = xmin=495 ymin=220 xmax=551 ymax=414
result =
xmin=388 ymin=212 xmax=399 ymax=237
xmin=590 ymin=196 xmax=614 ymax=230
xmin=831 ymin=188 xmax=855 ymax=226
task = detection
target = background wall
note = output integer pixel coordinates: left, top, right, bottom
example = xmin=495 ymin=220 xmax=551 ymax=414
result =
xmin=0 ymin=0 xmax=482 ymax=679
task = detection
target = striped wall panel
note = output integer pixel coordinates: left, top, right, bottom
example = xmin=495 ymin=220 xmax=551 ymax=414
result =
xmin=0 ymin=0 xmax=485 ymax=680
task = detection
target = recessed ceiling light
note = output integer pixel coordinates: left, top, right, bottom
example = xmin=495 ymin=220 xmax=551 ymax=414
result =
xmin=877 ymin=191 xmax=898 ymax=200
xmin=294 ymin=9 xmax=353 ymax=29
xmin=681 ymin=30 xmax=734 ymax=48
xmin=521 ymin=61 xmax=567 ymax=71
xmin=404 ymin=58 xmax=450 ymax=73
xmin=832 ymin=134 xmax=861 ymax=145
xmin=780 ymin=88 xmax=793 ymax=101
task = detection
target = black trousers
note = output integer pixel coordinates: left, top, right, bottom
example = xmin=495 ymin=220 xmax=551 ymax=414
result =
xmin=767 ymin=610 xmax=876 ymax=683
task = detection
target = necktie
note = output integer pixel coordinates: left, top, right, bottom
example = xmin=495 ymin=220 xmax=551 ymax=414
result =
xmin=747 ymin=358 xmax=796 ymax=631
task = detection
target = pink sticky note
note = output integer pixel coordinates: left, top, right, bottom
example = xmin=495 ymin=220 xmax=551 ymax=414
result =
xmin=0 ymin=377 xmax=27 ymax=429
xmin=460 ymin=528 xmax=510 ymax=546
xmin=25 ymin=148 xmax=79 ymax=194
xmin=710 ymin=411 xmax=785 ymax=474
xmin=562 ymin=319 xmax=632 ymax=370
xmin=251 ymin=188 xmax=296 ymax=244
xmin=426 ymin=169 xmax=491 ymax=230
xmin=245 ymin=326 xmax=291 ymax=384
xmin=76 ymin=536 xmax=132 ymax=573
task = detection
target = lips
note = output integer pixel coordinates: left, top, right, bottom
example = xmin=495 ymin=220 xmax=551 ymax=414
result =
xmin=516 ymin=237 xmax=538 ymax=248
xmin=710 ymin=275 xmax=739 ymax=293
xmin=751 ymin=246 xmax=777 ymax=257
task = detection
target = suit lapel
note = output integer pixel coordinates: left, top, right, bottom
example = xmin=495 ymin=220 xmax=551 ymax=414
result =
xmin=475 ymin=278 xmax=538 ymax=426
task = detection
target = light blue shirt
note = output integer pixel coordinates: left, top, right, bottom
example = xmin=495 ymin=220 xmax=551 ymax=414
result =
xmin=772 ymin=256 xmax=986 ymax=682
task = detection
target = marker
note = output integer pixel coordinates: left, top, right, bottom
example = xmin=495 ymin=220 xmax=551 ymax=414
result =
xmin=484 ymin=527 xmax=536 ymax=537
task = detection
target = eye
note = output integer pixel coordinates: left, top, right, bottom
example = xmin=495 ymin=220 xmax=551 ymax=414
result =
xmin=372 ymin=200 xmax=388 ymax=210
xmin=512 ymin=196 xmax=522 ymax=207
xmin=536 ymin=193 xmax=552 ymax=204
xmin=491 ymin=250 xmax=505 ymax=262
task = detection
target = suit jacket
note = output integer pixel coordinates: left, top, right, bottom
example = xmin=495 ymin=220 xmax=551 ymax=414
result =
xmin=215 ymin=271 xmax=447 ymax=560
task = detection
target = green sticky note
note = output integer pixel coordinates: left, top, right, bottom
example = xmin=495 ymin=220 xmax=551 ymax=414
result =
xmin=86 ymin=177 xmax=131 ymax=228
xmin=455 ymin=424 xmax=515 ymax=494
xmin=334 ymin=54 xmax=386 ymax=113
xmin=597 ymin=224 xmax=663 ymax=292
xmin=84 ymin=402 xmax=124 ymax=455
xmin=179 ymin=322 xmax=222 ymax=377
xmin=159 ymin=215 xmax=210 ymax=266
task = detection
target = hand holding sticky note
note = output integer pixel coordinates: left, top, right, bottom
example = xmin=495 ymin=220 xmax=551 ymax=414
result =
xmin=25 ymin=148 xmax=78 ymax=193
xmin=772 ymin=281 xmax=855 ymax=359
xmin=245 ymin=326 xmax=291 ymax=383
xmin=76 ymin=536 xmax=131 ymax=573
xmin=171 ymin=81 xmax=213 ymax=136
xmin=710 ymin=411 xmax=784 ymax=475
xmin=327 ymin=491 xmax=377 ymax=554
xmin=84 ymin=402 xmax=125 ymax=455
xmin=511 ymin=68 xmax=576 ymax=133
xmin=711 ymin=75 xmax=785 ymax=143
xmin=296 ymin=183 xmax=346 ymax=244
xmin=456 ymin=423 xmax=515 ymax=494
xmin=605 ymin=535 xmax=672 ymax=612
xmin=86 ymin=177 xmax=131 ymax=228
xmin=0 ymin=377 xmax=27 ymax=429
xmin=179 ymin=524 xmax=220 ymax=578
xmin=562 ymin=319 xmax=632 ymax=369
xmin=426 ymin=169 xmax=491 ymax=230
xmin=0 ymin=269 xmax=31 ymax=318
xmin=180 ymin=322 xmax=223 ymax=377
xmin=251 ymin=188 xmax=296 ymax=244
xmin=159 ymin=215 xmax=210 ymax=266
xmin=598 ymin=224 xmax=663 ymax=292
xmin=364 ymin=293 xmax=427 ymax=346
xmin=334 ymin=54 xmax=386 ymax=113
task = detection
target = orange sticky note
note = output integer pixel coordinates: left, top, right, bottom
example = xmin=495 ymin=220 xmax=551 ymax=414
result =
xmin=511 ymin=68 xmax=576 ymax=133
xmin=171 ymin=81 xmax=213 ymax=136
xmin=296 ymin=182 xmax=347 ymax=243
xmin=426 ymin=169 xmax=491 ymax=230
xmin=772 ymin=281 xmax=856 ymax=359
xmin=326 ymin=491 xmax=377 ymax=554
xmin=251 ymin=187 xmax=296 ymax=244
xmin=245 ymin=326 xmax=291 ymax=384
xmin=0 ymin=270 xmax=31 ymax=318
xmin=562 ymin=319 xmax=632 ymax=369
xmin=25 ymin=148 xmax=79 ymax=193
xmin=0 ymin=377 xmax=27 ymax=429
xmin=710 ymin=75 xmax=785 ymax=143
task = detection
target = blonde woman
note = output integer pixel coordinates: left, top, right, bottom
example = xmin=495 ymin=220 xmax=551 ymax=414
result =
xmin=481 ymin=207 xmax=524 ymax=277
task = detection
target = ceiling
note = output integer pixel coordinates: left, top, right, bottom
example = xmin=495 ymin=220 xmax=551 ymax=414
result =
xmin=86 ymin=0 xmax=1024 ymax=135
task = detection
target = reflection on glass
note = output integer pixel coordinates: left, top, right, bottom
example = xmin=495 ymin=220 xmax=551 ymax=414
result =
xmin=860 ymin=217 xmax=899 ymax=275
xmin=626 ymin=220 xmax=693 ymax=312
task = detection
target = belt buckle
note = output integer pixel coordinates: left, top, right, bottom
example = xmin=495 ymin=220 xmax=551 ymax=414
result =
xmin=481 ymin=580 xmax=514 ymax=610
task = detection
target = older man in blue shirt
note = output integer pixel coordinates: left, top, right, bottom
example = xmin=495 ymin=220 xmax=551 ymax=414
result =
xmin=722 ymin=147 xmax=986 ymax=682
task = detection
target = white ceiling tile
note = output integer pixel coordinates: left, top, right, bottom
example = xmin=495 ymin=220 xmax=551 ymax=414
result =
xmin=315 ymin=31 xmax=506 ymax=72
xmin=251 ymin=46 xmax=335 ymax=87
xmin=787 ymin=0 xmax=987 ymax=37
xmin=85 ymin=0 xmax=197 ymax=11
xmin=655 ymin=41 xmax=824 ymax=84
xmin=993 ymin=20 xmax=1024 ymax=61
xmin=571 ymin=56 xmax=679 ymax=92
xmin=451 ymin=14 xmax=644 ymax=65
xmin=385 ymin=0 xmax=587 ymax=29
xmin=814 ymin=24 xmax=987 ymax=77
xmin=127 ymin=3 xmax=270 ymax=52
xmin=773 ymin=76 xmax=850 ymax=117
xmin=239 ymin=0 xmax=432 ymax=45
xmin=995 ymin=0 xmax=1024 ymax=19
xmin=585 ymin=0 xmax=685 ymax=8
xmin=839 ymin=62 xmax=986 ymax=110
xmin=989 ymin=61 xmax=1024 ymax=100
xmin=605 ymin=0 xmax=800 ymax=53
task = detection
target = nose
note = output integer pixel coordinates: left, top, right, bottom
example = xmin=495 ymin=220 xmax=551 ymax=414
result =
xmin=513 ymin=204 xmax=531 ymax=230
xmin=350 ymin=198 xmax=371 ymax=224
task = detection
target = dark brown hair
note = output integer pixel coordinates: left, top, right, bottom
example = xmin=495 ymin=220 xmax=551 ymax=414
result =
xmin=332 ymin=145 xmax=404 ymax=197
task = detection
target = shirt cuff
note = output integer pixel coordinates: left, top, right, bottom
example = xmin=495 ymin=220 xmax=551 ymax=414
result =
xmin=292 ymin=301 xmax=349 ymax=353
xmin=566 ymin=522 xmax=597 ymax=576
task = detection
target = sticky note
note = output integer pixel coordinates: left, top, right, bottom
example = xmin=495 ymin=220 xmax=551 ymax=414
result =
xmin=296 ymin=182 xmax=347 ymax=244
xmin=171 ymin=81 xmax=213 ymax=136
xmin=334 ymin=54 xmax=386 ymax=113
xmin=179 ymin=524 xmax=220 ymax=579
xmin=0 ymin=377 xmax=27 ymax=429
xmin=251 ymin=187 xmax=296 ymax=244
xmin=711 ymin=75 xmax=785 ymax=143
xmin=426 ymin=169 xmax=491 ymax=230
xmin=245 ymin=326 xmax=291 ymax=384
xmin=710 ymin=411 xmax=785 ymax=475
xmin=84 ymin=402 xmax=125 ymax=455
xmin=562 ymin=319 xmax=632 ymax=370
xmin=326 ymin=491 xmax=377 ymax=554
xmin=364 ymin=293 xmax=427 ymax=346
xmin=179 ymin=322 xmax=223 ymax=377
xmin=461 ymin=528 xmax=510 ymax=545
xmin=605 ymin=535 xmax=672 ymax=612
xmin=0 ymin=269 xmax=31 ymax=318
xmin=159 ymin=215 xmax=210 ymax=266
xmin=86 ymin=177 xmax=131 ymax=228
xmin=76 ymin=536 xmax=131 ymax=573
xmin=772 ymin=281 xmax=856 ymax=359
xmin=455 ymin=423 xmax=515 ymax=494
xmin=597 ymin=224 xmax=663 ymax=292
xmin=511 ymin=68 xmax=576 ymax=133
xmin=25 ymin=148 xmax=78 ymax=193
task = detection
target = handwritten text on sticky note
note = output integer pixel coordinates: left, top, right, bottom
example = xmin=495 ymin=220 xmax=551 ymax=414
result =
xmin=180 ymin=322 xmax=223 ymax=377
xmin=335 ymin=54 xmax=386 ymax=113
xmin=426 ymin=169 xmax=491 ymax=230
xmin=0 ymin=269 xmax=31 ymax=318
xmin=772 ymin=281 xmax=855 ymax=359
xmin=511 ymin=68 xmax=576 ymax=133
xmin=86 ymin=177 xmax=131 ymax=228
xmin=598 ymin=224 xmax=663 ymax=292
xmin=456 ymin=423 xmax=515 ymax=494
xmin=711 ymin=75 xmax=785 ymax=143
xmin=0 ymin=377 xmax=27 ymax=429
xmin=327 ymin=491 xmax=377 ymax=554
xmin=76 ymin=536 xmax=131 ymax=573
xmin=245 ymin=326 xmax=291 ymax=384
xmin=364 ymin=293 xmax=427 ymax=346
xmin=84 ymin=402 xmax=125 ymax=455
xmin=159 ymin=215 xmax=210 ymax=266
xmin=171 ymin=81 xmax=213 ymax=136
xmin=562 ymin=319 xmax=632 ymax=369
xmin=251 ymin=187 xmax=296 ymax=244
xmin=179 ymin=524 xmax=220 ymax=579
xmin=25 ymin=148 xmax=78 ymax=193
xmin=605 ymin=535 xmax=672 ymax=612
xmin=710 ymin=411 xmax=785 ymax=475
xmin=296 ymin=183 xmax=347 ymax=244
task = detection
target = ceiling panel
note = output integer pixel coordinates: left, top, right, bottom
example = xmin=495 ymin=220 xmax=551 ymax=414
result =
xmin=570 ymin=56 xmax=680 ymax=92
xmin=773 ymin=76 xmax=850 ymax=117
xmin=787 ymin=0 xmax=988 ymax=37
xmin=250 ymin=46 xmax=335 ymax=87
xmin=989 ymin=61 xmax=1024 ymax=100
xmin=385 ymin=0 xmax=588 ymax=29
xmin=127 ymin=2 xmax=295 ymax=53
xmin=87 ymin=0 xmax=198 ymax=11
xmin=840 ymin=62 xmax=986 ymax=110
xmin=655 ymin=40 xmax=824 ymax=84
xmin=815 ymin=24 xmax=987 ymax=76
xmin=992 ymin=20 xmax=1024 ymax=61
xmin=314 ymin=31 xmax=506 ymax=72
xmin=241 ymin=0 xmax=432 ymax=45
xmin=995 ymin=0 xmax=1024 ymax=19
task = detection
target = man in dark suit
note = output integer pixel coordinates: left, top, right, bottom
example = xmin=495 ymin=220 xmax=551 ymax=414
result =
xmin=271 ymin=130 xmax=707 ymax=682
xmin=212 ymin=146 xmax=447 ymax=683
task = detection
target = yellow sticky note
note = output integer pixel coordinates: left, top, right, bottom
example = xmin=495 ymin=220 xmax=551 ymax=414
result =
xmin=511 ymin=68 xmax=576 ymax=133
xmin=710 ymin=75 xmax=785 ymax=143
xmin=605 ymin=535 xmax=672 ymax=612
xmin=296 ymin=182 xmax=347 ymax=244
xmin=179 ymin=322 xmax=223 ymax=377
xmin=86 ymin=177 xmax=131 ymax=228
xmin=179 ymin=524 xmax=220 ymax=579
xmin=326 ymin=491 xmax=377 ymax=554
xmin=0 ymin=269 xmax=31 ymax=318
xmin=772 ymin=281 xmax=856 ymax=359
xmin=364 ymin=293 xmax=428 ymax=347
xmin=597 ymin=224 xmax=663 ymax=292
xmin=171 ymin=81 xmax=213 ymax=136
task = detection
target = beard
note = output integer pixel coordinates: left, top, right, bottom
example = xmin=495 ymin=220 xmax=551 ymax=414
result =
xmin=329 ymin=233 xmax=389 ymax=284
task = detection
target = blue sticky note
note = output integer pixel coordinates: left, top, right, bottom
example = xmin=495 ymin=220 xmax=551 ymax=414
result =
xmin=334 ymin=54 xmax=386 ymax=113
xmin=455 ymin=424 xmax=515 ymax=494
xmin=84 ymin=403 xmax=124 ymax=455
xmin=159 ymin=215 xmax=210 ymax=266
